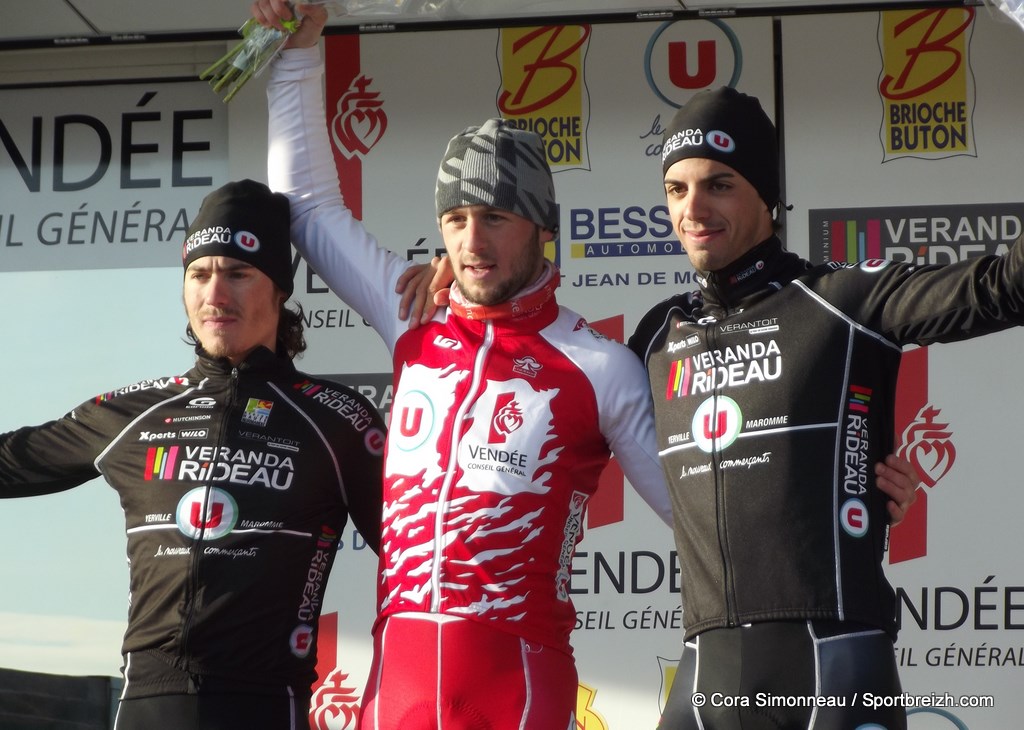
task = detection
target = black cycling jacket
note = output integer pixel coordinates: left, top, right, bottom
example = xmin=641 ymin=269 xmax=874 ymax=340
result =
xmin=629 ymin=235 xmax=1024 ymax=640
xmin=0 ymin=346 xmax=385 ymax=699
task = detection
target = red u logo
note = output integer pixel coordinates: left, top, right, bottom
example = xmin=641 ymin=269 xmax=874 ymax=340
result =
xmin=190 ymin=501 xmax=224 ymax=529
xmin=703 ymin=410 xmax=728 ymax=440
xmin=399 ymin=407 xmax=423 ymax=437
xmin=667 ymin=40 xmax=717 ymax=90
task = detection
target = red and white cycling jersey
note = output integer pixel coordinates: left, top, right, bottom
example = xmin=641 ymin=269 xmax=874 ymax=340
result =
xmin=268 ymin=47 xmax=672 ymax=657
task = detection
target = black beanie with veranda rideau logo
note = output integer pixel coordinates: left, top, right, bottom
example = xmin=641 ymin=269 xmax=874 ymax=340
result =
xmin=182 ymin=179 xmax=294 ymax=296
xmin=661 ymin=87 xmax=780 ymax=211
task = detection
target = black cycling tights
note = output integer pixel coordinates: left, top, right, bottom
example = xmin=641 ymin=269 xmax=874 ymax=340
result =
xmin=114 ymin=692 xmax=310 ymax=730
xmin=658 ymin=621 xmax=907 ymax=730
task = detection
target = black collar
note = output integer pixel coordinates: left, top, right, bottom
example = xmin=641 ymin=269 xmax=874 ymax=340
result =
xmin=192 ymin=345 xmax=297 ymax=380
xmin=697 ymin=236 xmax=808 ymax=311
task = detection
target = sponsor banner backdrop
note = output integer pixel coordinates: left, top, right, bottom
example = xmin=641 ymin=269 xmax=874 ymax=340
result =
xmin=785 ymin=10 xmax=1024 ymax=727
xmin=0 ymin=81 xmax=227 ymax=272
xmin=4 ymin=7 xmax=1021 ymax=727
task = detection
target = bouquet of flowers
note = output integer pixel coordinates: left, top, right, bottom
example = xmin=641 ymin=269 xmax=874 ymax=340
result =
xmin=200 ymin=1 xmax=455 ymax=102
xmin=201 ymin=1 xmax=353 ymax=103
xmin=201 ymin=16 xmax=299 ymax=103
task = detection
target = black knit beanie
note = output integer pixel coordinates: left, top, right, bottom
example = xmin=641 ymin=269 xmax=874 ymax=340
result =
xmin=661 ymin=87 xmax=780 ymax=211
xmin=182 ymin=179 xmax=294 ymax=296
xmin=435 ymin=118 xmax=559 ymax=232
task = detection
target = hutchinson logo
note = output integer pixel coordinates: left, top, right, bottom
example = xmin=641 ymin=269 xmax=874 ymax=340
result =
xmin=175 ymin=486 xmax=238 ymax=540
xmin=692 ymin=396 xmax=742 ymax=453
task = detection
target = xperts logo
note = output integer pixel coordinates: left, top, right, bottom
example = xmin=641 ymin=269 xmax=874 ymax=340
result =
xmin=175 ymin=486 xmax=238 ymax=540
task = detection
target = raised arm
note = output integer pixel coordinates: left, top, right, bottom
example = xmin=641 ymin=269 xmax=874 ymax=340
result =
xmin=261 ymin=2 xmax=413 ymax=350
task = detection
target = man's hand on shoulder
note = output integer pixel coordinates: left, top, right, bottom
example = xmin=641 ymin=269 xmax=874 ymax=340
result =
xmin=875 ymin=454 xmax=920 ymax=526
xmin=396 ymin=256 xmax=454 ymax=329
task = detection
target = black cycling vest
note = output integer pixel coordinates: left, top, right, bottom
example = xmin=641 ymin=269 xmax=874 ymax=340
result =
xmin=0 ymin=347 xmax=385 ymax=698
xmin=629 ymin=235 xmax=1024 ymax=640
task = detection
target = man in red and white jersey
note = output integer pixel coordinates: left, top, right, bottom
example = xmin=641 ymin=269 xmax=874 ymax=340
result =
xmin=251 ymin=3 xmax=674 ymax=728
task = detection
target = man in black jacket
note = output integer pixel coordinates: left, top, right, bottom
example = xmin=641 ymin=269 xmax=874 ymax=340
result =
xmin=629 ymin=88 xmax=1024 ymax=730
xmin=0 ymin=180 xmax=386 ymax=730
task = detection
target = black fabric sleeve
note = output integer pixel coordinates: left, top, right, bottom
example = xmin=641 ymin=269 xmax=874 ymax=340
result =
xmin=334 ymin=408 xmax=386 ymax=556
xmin=0 ymin=401 xmax=110 ymax=498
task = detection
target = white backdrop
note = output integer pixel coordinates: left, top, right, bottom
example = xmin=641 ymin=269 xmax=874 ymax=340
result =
xmin=1 ymin=8 xmax=1021 ymax=728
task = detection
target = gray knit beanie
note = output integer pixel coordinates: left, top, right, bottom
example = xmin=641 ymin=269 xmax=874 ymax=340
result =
xmin=435 ymin=118 xmax=559 ymax=232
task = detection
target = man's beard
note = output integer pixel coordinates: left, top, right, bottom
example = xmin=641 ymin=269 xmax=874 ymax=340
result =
xmin=454 ymin=229 xmax=543 ymax=306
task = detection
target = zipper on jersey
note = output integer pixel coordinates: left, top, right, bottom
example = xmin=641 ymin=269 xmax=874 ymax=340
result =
xmin=705 ymin=317 xmax=739 ymax=628
xmin=428 ymin=322 xmax=494 ymax=612
xmin=180 ymin=366 xmax=238 ymax=674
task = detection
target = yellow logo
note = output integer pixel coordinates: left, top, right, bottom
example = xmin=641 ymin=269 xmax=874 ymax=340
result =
xmin=576 ymin=681 xmax=609 ymax=729
xmin=878 ymin=8 xmax=976 ymax=160
xmin=498 ymin=25 xmax=591 ymax=170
